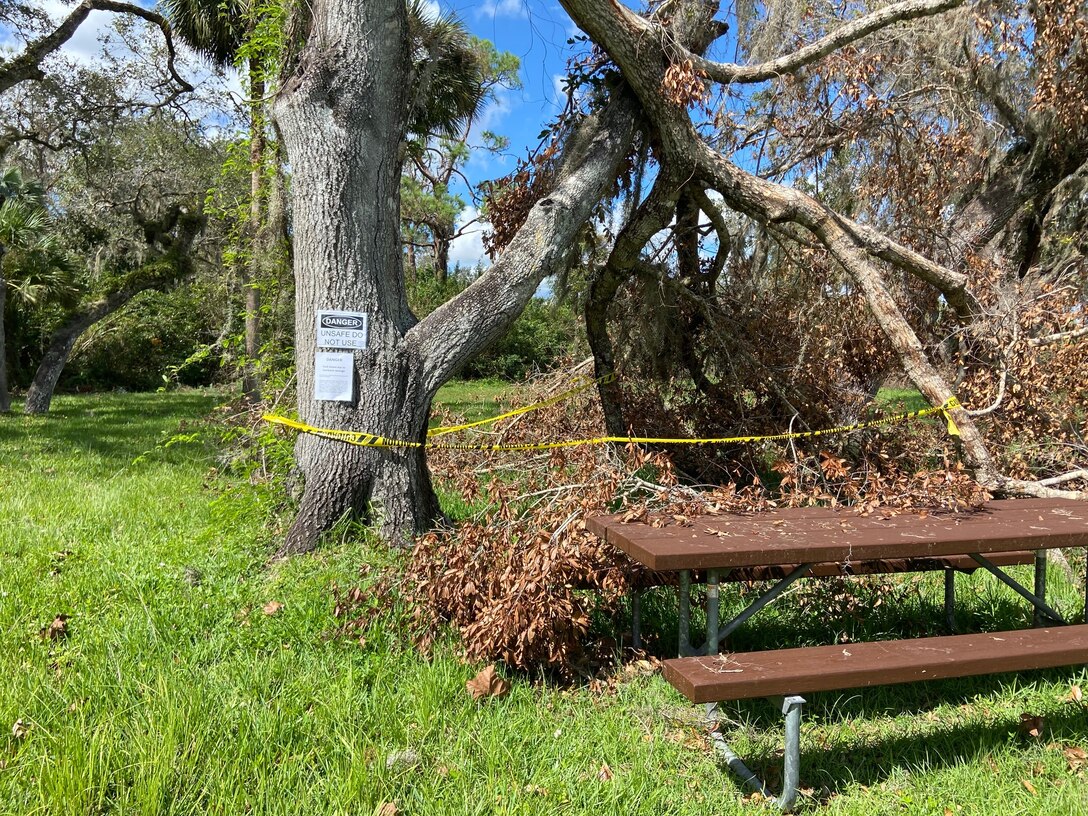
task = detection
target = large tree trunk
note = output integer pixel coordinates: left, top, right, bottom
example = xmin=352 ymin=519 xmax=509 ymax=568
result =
xmin=273 ymin=2 xmax=637 ymax=555
xmin=24 ymin=290 xmax=135 ymax=414
xmin=273 ymin=3 xmax=427 ymax=554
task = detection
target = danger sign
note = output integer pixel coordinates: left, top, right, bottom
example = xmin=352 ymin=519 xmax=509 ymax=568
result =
xmin=316 ymin=310 xmax=368 ymax=350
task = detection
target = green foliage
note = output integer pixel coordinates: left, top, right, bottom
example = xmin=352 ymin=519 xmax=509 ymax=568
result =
xmin=407 ymin=267 xmax=582 ymax=379
xmin=61 ymin=286 xmax=220 ymax=391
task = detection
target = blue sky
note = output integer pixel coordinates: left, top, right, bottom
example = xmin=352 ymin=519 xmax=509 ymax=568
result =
xmin=429 ymin=1 xmax=588 ymax=268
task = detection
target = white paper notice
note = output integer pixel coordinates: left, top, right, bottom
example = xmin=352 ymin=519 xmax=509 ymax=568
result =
xmin=313 ymin=352 xmax=354 ymax=402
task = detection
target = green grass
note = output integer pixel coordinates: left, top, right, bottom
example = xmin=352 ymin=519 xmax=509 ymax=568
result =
xmin=434 ymin=379 xmax=518 ymax=426
xmin=876 ymin=388 xmax=929 ymax=414
xmin=2 ymin=392 xmax=1087 ymax=814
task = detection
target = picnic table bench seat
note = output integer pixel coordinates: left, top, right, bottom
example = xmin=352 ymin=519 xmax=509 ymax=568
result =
xmin=663 ymin=625 xmax=1088 ymax=810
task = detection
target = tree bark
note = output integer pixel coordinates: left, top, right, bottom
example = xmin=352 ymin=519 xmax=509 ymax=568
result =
xmin=586 ymin=168 xmax=684 ymax=435
xmin=273 ymin=2 xmax=638 ymax=554
xmin=557 ymin=0 xmax=1005 ymax=480
xmin=433 ymin=224 xmax=451 ymax=282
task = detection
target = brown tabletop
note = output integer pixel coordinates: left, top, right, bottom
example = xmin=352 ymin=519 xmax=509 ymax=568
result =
xmin=586 ymin=498 xmax=1088 ymax=572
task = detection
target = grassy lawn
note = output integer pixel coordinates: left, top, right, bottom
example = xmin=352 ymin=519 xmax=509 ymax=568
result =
xmin=434 ymin=379 xmax=518 ymax=426
xmin=2 ymin=391 xmax=1087 ymax=814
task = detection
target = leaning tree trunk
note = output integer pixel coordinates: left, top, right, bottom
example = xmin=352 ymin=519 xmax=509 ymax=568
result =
xmin=23 ymin=290 xmax=134 ymax=414
xmin=272 ymin=2 xmax=638 ymax=556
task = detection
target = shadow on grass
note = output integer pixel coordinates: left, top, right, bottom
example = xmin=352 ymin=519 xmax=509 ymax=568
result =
xmin=726 ymin=671 xmax=1088 ymax=799
xmin=626 ymin=576 xmax=1051 ymax=660
xmin=0 ymin=392 xmax=223 ymax=466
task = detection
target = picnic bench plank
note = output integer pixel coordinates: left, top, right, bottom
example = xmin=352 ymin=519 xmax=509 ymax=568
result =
xmin=662 ymin=624 xmax=1088 ymax=703
xmin=587 ymin=498 xmax=1088 ymax=571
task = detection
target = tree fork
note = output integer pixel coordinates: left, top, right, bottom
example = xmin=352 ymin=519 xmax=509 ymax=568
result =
xmin=273 ymin=0 xmax=639 ymax=551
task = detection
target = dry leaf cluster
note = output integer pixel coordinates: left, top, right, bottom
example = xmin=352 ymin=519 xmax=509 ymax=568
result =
xmin=662 ymin=59 xmax=707 ymax=109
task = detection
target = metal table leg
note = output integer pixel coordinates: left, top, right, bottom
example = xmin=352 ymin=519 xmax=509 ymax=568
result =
xmin=718 ymin=564 xmax=816 ymax=642
xmin=970 ymin=552 xmax=1066 ymax=625
xmin=706 ymin=569 xmax=721 ymax=654
xmin=707 ymin=695 xmax=806 ymax=812
xmin=1033 ymin=550 xmax=1048 ymax=628
xmin=631 ymin=587 xmax=642 ymax=649
xmin=944 ymin=567 xmax=958 ymax=633
xmin=678 ymin=570 xmax=697 ymax=656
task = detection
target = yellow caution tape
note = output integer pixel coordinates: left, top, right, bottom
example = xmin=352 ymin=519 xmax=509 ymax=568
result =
xmin=427 ymin=373 xmax=615 ymax=437
xmin=263 ymin=396 xmax=963 ymax=452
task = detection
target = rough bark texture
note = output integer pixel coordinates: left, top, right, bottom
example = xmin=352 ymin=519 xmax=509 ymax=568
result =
xmin=273 ymin=2 xmax=638 ymax=554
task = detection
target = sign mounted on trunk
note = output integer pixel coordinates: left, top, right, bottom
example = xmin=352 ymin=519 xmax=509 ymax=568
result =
xmin=316 ymin=310 xmax=368 ymax=350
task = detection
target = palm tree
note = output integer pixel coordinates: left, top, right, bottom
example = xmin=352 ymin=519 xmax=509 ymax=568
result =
xmin=405 ymin=0 xmax=487 ymax=141
xmin=0 ymin=167 xmax=51 ymax=412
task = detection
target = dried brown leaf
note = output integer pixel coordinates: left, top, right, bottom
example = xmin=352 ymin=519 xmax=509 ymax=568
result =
xmin=39 ymin=614 xmax=68 ymax=640
xmin=1019 ymin=713 xmax=1045 ymax=739
xmin=466 ymin=665 xmax=510 ymax=700
xmin=262 ymin=600 xmax=284 ymax=616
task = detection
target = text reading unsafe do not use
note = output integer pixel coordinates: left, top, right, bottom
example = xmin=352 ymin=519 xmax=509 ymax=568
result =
xmin=316 ymin=310 xmax=368 ymax=350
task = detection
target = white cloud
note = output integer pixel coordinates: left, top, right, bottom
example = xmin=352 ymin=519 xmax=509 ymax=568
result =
xmin=419 ymin=1 xmax=442 ymax=22
xmin=37 ymin=0 xmax=117 ymax=65
xmin=476 ymin=0 xmax=528 ymax=19
xmin=448 ymin=206 xmax=491 ymax=270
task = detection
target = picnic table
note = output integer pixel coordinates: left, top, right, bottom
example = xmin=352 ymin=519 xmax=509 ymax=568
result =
xmin=586 ymin=498 xmax=1088 ymax=810
xmin=587 ymin=498 xmax=1086 ymax=654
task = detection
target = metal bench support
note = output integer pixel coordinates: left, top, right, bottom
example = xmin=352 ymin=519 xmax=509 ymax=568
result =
xmin=707 ymin=695 xmax=806 ymax=811
xmin=679 ymin=570 xmax=696 ymax=656
xmin=678 ymin=565 xmax=814 ymax=657
xmin=944 ymin=567 xmax=957 ymax=633
xmin=969 ymin=552 xmax=1065 ymax=625
xmin=1034 ymin=550 xmax=1048 ymax=628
